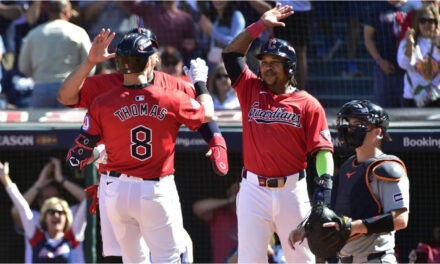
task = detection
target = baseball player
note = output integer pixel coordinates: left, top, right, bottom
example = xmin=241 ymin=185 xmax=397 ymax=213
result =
xmin=222 ymin=4 xmax=334 ymax=263
xmin=290 ymin=100 xmax=409 ymax=263
xmin=64 ymin=31 xmax=214 ymax=263
xmin=57 ymin=28 xmax=224 ymax=261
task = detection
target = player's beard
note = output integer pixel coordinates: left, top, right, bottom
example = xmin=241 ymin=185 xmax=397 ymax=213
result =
xmin=262 ymin=70 xmax=278 ymax=86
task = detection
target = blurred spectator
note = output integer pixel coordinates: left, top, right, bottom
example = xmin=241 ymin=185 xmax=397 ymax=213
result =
xmin=398 ymin=0 xmax=440 ymax=43
xmin=199 ymin=1 xmax=245 ymax=66
xmin=364 ymin=0 xmax=407 ymax=107
xmin=158 ymin=45 xmax=188 ymax=80
xmin=0 ymin=34 xmax=4 ymax=94
xmin=10 ymin=157 xmax=86 ymax=263
xmin=79 ymin=1 xmax=138 ymax=52
xmin=18 ymin=0 xmax=92 ymax=108
xmin=123 ymin=1 xmax=196 ymax=64
xmin=0 ymin=161 xmax=87 ymax=263
xmin=0 ymin=1 xmax=24 ymax=59
xmin=408 ymin=226 xmax=440 ymax=263
xmin=313 ymin=1 xmax=363 ymax=77
xmin=236 ymin=1 xmax=272 ymax=74
xmin=208 ymin=63 xmax=239 ymax=110
xmin=193 ymin=181 xmax=239 ymax=263
xmin=397 ymin=5 xmax=440 ymax=107
xmin=273 ymin=1 xmax=311 ymax=90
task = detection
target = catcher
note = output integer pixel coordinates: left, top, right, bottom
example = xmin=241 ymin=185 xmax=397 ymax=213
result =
xmin=289 ymin=100 xmax=410 ymax=263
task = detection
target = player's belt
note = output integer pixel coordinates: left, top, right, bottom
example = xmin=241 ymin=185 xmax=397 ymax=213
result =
xmin=241 ymin=168 xmax=305 ymax=188
xmin=107 ymin=171 xmax=160 ymax=181
xmin=340 ymin=251 xmax=386 ymax=263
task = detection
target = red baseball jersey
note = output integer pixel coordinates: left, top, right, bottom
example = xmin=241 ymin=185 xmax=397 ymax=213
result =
xmin=233 ymin=66 xmax=333 ymax=177
xmin=71 ymin=71 xmax=196 ymax=108
xmin=82 ymin=80 xmax=205 ymax=178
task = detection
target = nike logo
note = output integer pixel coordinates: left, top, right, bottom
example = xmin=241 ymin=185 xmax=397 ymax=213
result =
xmin=345 ymin=171 xmax=356 ymax=179
xmin=106 ymin=181 xmax=113 ymax=185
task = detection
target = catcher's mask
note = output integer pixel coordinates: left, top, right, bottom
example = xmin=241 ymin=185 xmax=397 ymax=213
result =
xmin=256 ymin=38 xmax=296 ymax=77
xmin=115 ymin=33 xmax=158 ymax=74
xmin=336 ymin=100 xmax=391 ymax=148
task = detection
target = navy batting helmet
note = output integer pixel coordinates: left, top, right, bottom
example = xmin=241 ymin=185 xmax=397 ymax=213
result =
xmin=336 ymin=100 xmax=391 ymax=148
xmin=115 ymin=33 xmax=158 ymax=74
xmin=128 ymin=27 xmax=159 ymax=49
xmin=256 ymin=38 xmax=296 ymax=77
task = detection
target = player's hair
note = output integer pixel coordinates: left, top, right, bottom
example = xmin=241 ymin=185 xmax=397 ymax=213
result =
xmin=39 ymin=197 xmax=73 ymax=232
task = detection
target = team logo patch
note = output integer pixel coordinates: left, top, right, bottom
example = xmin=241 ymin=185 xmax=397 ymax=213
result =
xmin=135 ymin=95 xmax=145 ymax=101
xmin=82 ymin=115 xmax=90 ymax=131
xmin=320 ymin=129 xmax=332 ymax=143
xmin=393 ymin=193 xmax=403 ymax=202
xmin=190 ymin=98 xmax=201 ymax=109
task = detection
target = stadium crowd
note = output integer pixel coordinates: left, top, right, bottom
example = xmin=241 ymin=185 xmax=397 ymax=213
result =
xmin=1 ymin=0 xmax=440 ymax=109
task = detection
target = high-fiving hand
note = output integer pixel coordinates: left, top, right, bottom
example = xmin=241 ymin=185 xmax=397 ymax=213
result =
xmin=260 ymin=3 xmax=294 ymax=28
xmin=87 ymin=28 xmax=116 ymax=65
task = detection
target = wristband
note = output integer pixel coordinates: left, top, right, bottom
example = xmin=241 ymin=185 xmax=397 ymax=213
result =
xmin=194 ymin=81 xmax=209 ymax=97
xmin=362 ymin=212 xmax=394 ymax=234
xmin=375 ymin=56 xmax=382 ymax=66
xmin=33 ymin=184 xmax=42 ymax=193
xmin=246 ymin=20 xmax=266 ymax=39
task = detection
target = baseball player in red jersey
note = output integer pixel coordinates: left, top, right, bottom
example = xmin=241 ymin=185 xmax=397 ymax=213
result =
xmin=64 ymin=31 xmax=214 ymax=263
xmin=57 ymin=28 xmax=224 ymax=262
xmin=222 ymin=4 xmax=335 ymax=263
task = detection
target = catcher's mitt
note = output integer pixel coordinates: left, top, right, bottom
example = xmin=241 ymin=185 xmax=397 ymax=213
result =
xmin=301 ymin=201 xmax=352 ymax=259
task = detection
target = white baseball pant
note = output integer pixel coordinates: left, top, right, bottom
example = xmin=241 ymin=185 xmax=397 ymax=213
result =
xmin=237 ymin=170 xmax=315 ymax=263
xmin=104 ymin=174 xmax=183 ymax=263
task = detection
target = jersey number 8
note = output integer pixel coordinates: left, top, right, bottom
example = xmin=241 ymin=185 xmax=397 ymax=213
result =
xmin=131 ymin=125 xmax=152 ymax=161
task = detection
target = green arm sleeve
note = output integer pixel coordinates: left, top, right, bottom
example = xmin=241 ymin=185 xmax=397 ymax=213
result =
xmin=316 ymin=150 xmax=334 ymax=177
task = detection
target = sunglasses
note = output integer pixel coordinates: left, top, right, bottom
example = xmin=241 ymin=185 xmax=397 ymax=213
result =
xmin=216 ymin=74 xmax=229 ymax=80
xmin=419 ymin=17 xmax=437 ymax=24
xmin=47 ymin=209 xmax=65 ymax=216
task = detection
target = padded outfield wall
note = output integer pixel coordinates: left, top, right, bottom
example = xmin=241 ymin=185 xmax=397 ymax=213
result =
xmin=0 ymin=109 xmax=439 ymax=263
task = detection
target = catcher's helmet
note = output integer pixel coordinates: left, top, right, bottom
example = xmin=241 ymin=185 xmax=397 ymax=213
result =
xmin=256 ymin=38 xmax=296 ymax=77
xmin=336 ymin=100 xmax=391 ymax=148
xmin=115 ymin=33 xmax=158 ymax=74
xmin=128 ymin=27 xmax=158 ymax=49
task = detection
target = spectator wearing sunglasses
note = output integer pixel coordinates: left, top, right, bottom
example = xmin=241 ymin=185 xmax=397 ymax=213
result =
xmin=208 ymin=63 xmax=240 ymax=110
xmin=9 ymin=158 xmax=86 ymax=263
xmin=397 ymin=5 xmax=440 ymax=107
xmin=0 ymin=161 xmax=87 ymax=263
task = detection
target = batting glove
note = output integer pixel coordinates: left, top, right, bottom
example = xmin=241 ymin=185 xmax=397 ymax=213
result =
xmin=183 ymin=58 xmax=208 ymax=84
xmin=208 ymin=135 xmax=229 ymax=176
xmin=84 ymin=184 xmax=99 ymax=214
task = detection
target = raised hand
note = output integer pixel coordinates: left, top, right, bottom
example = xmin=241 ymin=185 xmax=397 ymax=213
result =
xmin=260 ymin=3 xmax=294 ymax=28
xmin=0 ymin=162 xmax=12 ymax=187
xmin=183 ymin=58 xmax=209 ymax=84
xmin=50 ymin=157 xmax=63 ymax=183
xmin=87 ymin=28 xmax=116 ymax=65
xmin=36 ymin=161 xmax=54 ymax=188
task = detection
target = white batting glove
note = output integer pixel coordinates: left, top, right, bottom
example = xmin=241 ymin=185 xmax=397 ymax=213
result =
xmin=183 ymin=58 xmax=208 ymax=84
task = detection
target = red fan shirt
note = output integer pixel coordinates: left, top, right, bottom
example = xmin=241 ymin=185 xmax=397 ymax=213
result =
xmin=233 ymin=66 xmax=333 ymax=177
xmin=82 ymin=75 xmax=204 ymax=178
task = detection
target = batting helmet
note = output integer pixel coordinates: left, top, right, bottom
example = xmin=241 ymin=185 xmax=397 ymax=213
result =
xmin=256 ymin=38 xmax=296 ymax=77
xmin=336 ymin=100 xmax=391 ymax=148
xmin=128 ymin=27 xmax=159 ymax=49
xmin=115 ymin=33 xmax=158 ymax=74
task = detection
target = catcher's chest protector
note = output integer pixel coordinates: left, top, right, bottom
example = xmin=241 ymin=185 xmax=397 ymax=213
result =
xmin=331 ymin=155 xmax=402 ymax=219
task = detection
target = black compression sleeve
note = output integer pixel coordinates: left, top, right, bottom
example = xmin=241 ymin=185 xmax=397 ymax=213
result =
xmin=222 ymin=52 xmax=246 ymax=85
xmin=362 ymin=212 xmax=394 ymax=234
